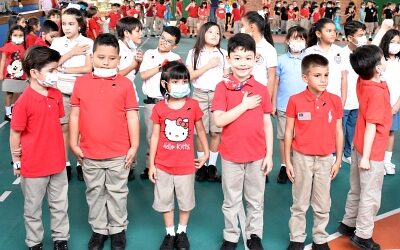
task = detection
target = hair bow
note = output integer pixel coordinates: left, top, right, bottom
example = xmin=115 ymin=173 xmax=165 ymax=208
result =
xmin=176 ymin=117 xmax=188 ymax=129
xmin=161 ymin=59 xmax=183 ymax=68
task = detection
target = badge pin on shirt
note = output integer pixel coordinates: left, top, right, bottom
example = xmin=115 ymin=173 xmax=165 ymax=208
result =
xmin=334 ymin=53 xmax=341 ymax=64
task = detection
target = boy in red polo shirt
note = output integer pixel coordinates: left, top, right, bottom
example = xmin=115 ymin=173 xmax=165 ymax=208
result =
xmin=10 ymin=46 xmax=69 ymax=250
xmin=338 ymin=45 xmax=392 ymax=250
xmin=87 ymin=6 xmax=104 ymax=40
xmin=108 ymin=3 xmax=122 ymax=36
xmin=285 ymin=54 xmax=343 ymax=250
xmin=69 ymin=34 xmax=139 ymax=250
xmin=185 ymin=0 xmax=199 ymax=38
xmin=212 ymin=33 xmax=273 ymax=250
xmin=34 ymin=20 xmax=59 ymax=47
xmin=216 ymin=1 xmax=226 ymax=38
xmin=155 ymin=0 xmax=166 ymax=36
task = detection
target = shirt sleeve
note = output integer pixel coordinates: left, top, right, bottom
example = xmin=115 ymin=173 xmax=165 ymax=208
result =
xmin=10 ymin=98 xmax=27 ymax=131
xmin=276 ymin=56 xmax=283 ymax=77
xmin=151 ymin=103 xmax=161 ymax=124
xmin=185 ymin=50 xmax=194 ymax=68
xmin=365 ymin=91 xmax=386 ymax=124
xmin=0 ymin=43 xmax=11 ymax=54
xmin=125 ymin=79 xmax=139 ymax=110
xmin=211 ymin=83 xmax=227 ymax=112
xmin=335 ymin=95 xmax=343 ymax=119
xmin=286 ymin=97 xmax=296 ymax=118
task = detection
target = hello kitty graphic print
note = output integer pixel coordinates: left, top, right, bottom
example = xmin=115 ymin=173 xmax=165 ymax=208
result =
xmin=151 ymin=98 xmax=203 ymax=175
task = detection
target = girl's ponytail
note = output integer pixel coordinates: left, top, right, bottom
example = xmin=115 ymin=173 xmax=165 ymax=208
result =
xmin=244 ymin=11 xmax=275 ymax=47
xmin=307 ymin=18 xmax=334 ymax=48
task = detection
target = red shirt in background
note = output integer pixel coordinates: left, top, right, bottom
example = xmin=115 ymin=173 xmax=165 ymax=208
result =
xmin=121 ymin=5 xmax=129 ymax=16
xmin=179 ymin=23 xmax=188 ymax=35
xmin=176 ymin=1 xmax=182 ymax=14
xmin=319 ymin=7 xmax=326 ymax=17
xmin=312 ymin=11 xmax=321 ymax=23
xmin=87 ymin=17 xmax=102 ymax=40
xmin=0 ymin=42 xmax=26 ymax=80
xmin=198 ymin=8 xmax=208 ymax=20
xmin=287 ymin=9 xmax=295 ymax=20
xmin=108 ymin=11 xmax=121 ymax=29
xmin=128 ymin=8 xmax=141 ymax=18
xmin=239 ymin=4 xmax=246 ymax=17
xmin=155 ymin=3 xmax=166 ymax=18
xmin=300 ymin=7 xmax=310 ymax=18
xmin=188 ymin=6 xmax=198 ymax=18
xmin=232 ymin=8 xmax=241 ymax=21
xmin=34 ymin=37 xmax=48 ymax=47
xmin=25 ymin=33 xmax=39 ymax=48
xmin=216 ymin=7 xmax=226 ymax=20
xmin=145 ymin=3 xmax=155 ymax=17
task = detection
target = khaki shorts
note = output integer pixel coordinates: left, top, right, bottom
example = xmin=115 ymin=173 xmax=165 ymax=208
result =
xmin=60 ymin=94 xmax=71 ymax=125
xmin=1 ymin=79 xmax=28 ymax=93
xmin=192 ymin=88 xmax=222 ymax=134
xmin=153 ymin=168 xmax=195 ymax=212
xmin=188 ymin=17 xmax=198 ymax=28
xmin=276 ymin=110 xmax=287 ymax=140
xmin=365 ymin=22 xmax=374 ymax=34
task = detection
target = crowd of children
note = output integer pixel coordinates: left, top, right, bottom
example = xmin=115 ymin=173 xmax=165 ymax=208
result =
xmin=2 ymin=1 xmax=400 ymax=250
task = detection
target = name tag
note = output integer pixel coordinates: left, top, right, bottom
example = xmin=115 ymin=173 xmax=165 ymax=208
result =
xmin=298 ymin=112 xmax=311 ymax=121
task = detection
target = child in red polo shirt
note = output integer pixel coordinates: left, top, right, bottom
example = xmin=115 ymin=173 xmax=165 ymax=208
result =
xmin=34 ymin=20 xmax=59 ymax=47
xmin=10 ymin=46 xmax=69 ymax=250
xmin=216 ymin=1 xmax=227 ymax=38
xmin=25 ymin=17 xmax=41 ymax=48
xmin=338 ymin=45 xmax=392 ymax=250
xmin=148 ymin=61 xmax=209 ymax=250
xmin=284 ymin=54 xmax=343 ymax=250
xmin=212 ymin=33 xmax=273 ymax=250
xmin=155 ymin=0 xmax=166 ymax=36
xmin=69 ymin=34 xmax=139 ymax=250
xmin=108 ymin=3 xmax=122 ymax=36
xmin=177 ymin=17 xmax=188 ymax=37
xmin=87 ymin=6 xmax=103 ymax=40
xmin=185 ymin=0 xmax=199 ymax=38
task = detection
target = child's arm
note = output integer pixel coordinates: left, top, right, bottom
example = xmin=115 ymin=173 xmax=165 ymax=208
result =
xmin=284 ymin=116 xmax=295 ymax=182
xmin=359 ymin=122 xmax=376 ymax=170
xmin=371 ymin=19 xmax=393 ymax=46
xmin=119 ymin=51 xmax=143 ymax=76
xmin=261 ymin=114 xmax=274 ymax=175
xmin=213 ymin=92 xmax=261 ymax=127
xmin=267 ymin=67 xmax=276 ymax=99
xmin=341 ymin=70 xmax=347 ymax=107
xmin=125 ymin=110 xmax=140 ymax=169
xmin=9 ymin=129 xmax=22 ymax=176
xmin=63 ymin=54 xmax=93 ymax=74
xmin=69 ymin=106 xmax=84 ymax=164
xmin=148 ymin=123 xmax=161 ymax=183
xmin=0 ymin=52 xmax=6 ymax=80
xmin=140 ymin=64 xmax=161 ymax=80
xmin=187 ymin=57 xmax=221 ymax=80
xmin=331 ymin=118 xmax=343 ymax=179
xmin=194 ymin=120 xmax=210 ymax=168
xmin=271 ymin=76 xmax=279 ymax=116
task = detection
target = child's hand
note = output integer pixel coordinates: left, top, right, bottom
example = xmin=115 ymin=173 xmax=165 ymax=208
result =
xmin=71 ymin=145 xmax=84 ymax=165
xmin=261 ymin=155 xmax=273 ymax=175
xmin=13 ymin=168 xmax=20 ymax=177
xmin=71 ymin=44 xmax=90 ymax=56
xmin=208 ymin=57 xmax=221 ymax=68
xmin=241 ymin=92 xmax=261 ymax=110
xmin=135 ymin=50 xmax=143 ymax=63
xmin=148 ymin=166 xmax=157 ymax=183
xmin=124 ymin=147 xmax=136 ymax=169
xmin=359 ymin=157 xmax=370 ymax=170
xmin=194 ymin=156 xmax=208 ymax=169
xmin=12 ymin=146 xmax=22 ymax=158
xmin=286 ymin=163 xmax=295 ymax=183
xmin=330 ymin=161 xmax=340 ymax=179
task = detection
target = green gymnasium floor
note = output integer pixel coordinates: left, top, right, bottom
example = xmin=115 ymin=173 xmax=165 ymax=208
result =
xmin=0 ymin=36 xmax=400 ymax=250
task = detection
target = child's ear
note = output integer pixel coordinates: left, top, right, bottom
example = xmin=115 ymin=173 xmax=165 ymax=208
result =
xmin=161 ymin=80 xmax=167 ymax=89
xmin=301 ymin=73 xmax=308 ymax=83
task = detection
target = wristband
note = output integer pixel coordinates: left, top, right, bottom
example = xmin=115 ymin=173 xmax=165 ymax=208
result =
xmin=13 ymin=161 xmax=21 ymax=170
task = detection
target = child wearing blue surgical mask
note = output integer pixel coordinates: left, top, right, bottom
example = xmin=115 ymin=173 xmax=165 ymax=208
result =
xmin=148 ymin=61 xmax=209 ymax=250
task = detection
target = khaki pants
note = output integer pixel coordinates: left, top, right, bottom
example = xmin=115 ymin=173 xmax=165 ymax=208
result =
xmin=154 ymin=17 xmax=164 ymax=36
xmin=145 ymin=16 xmax=155 ymax=36
xmin=272 ymin=15 xmax=281 ymax=32
xmin=82 ymin=156 xmax=129 ymax=235
xmin=342 ymin=149 xmax=385 ymax=239
xmin=289 ymin=150 xmax=333 ymax=244
xmin=365 ymin=22 xmax=374 ymax=35
xmin=217 ymin=19 xmax=225 ymax=33
xmin=21 ymin=170 xmax=69 ymax=247
xmin=221 ymin=158 xmax=266 ymax=242
xmin=192 ymin=88 xmax=221 ymax=134
xmin=109 ymin=28 xmax=116 ymax=36
xmin=287 ymin=19 xmax=296 ymax=32
xmin=233 ymin=21 xmax=242 ymax=34
xmin=299 ymin=18 xmax=310 ymax=31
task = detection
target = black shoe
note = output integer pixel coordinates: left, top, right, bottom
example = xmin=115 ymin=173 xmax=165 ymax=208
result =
xmin=29 ymin=243 xmax=43 ymax=250
xmin=195 ymin=165 xmax=208 ymax=182
xmin=140 ymin=168 xmax=149 ymax=179
xmin=350 ymin=235 xmax=380 ymax=250
xmin=277 ymin=166 xmax=288 ymax=184
xmin=174 ymin=232 xmax=190 ymax=250
xmin=281 ymin=31 xmax=287 ymax=34
xmin=159 ymin=234 xmax=175 ymax=250
xmin=144 ymin=35 xmax=148 ymax=37
xmin=77 ymin=165 xmax=84 ymax=181
xmin=54 ymin=240 xmax=68 ymax=250
xmin=189 ymin=34 xmax=192 ymax=38
xmin=4 ymin=114 xmax=11 ymax=121
xmin=312 ymin=242 xmax=330 ymax=250
xmin=369 ymin=38 xmax=373 ymax=41
xmin=111 ymin=230 xmax=126 ymax=250
xmin=128 ymin=168 xmax=135 ymax=181
xmin=337 ymin=222 xmax=355 ymax=237
xmin=286 ymin=241 xmax=304 ymax=250
xmin=66 ymin=165 xmax=72 ymax=182
xmin=151 ymin=34 xmax=156 ymax=37
xmin=246 ymin=234 xmax=263 ymax=250
xmin=207 ymin=165 xmax=221 ymax=182
xmin=265 ymin=175 xmax=269 ymax=183
xmin=220 ymin=240 xmax=237 ymax=250
xmin=88 ymin=232 xmax=108 ymax=250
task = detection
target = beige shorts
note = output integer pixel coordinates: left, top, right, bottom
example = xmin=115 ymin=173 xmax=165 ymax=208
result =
xmin=1 ymin=79 xmax=28 ymax=93
xmin=60 ymin=94 xmax=71 ymax=125
xmin=365 ymin=22 xmax=374 ymax=34
xmin=188 ymin=17 xmax=198 ymax=28
xmin=276 ymin=110 xmax=287 ymax=140
xmin=153 ymin=168 xmax=195 ymax=212
xmin=192 ymin=88 xmax=222 ymax=134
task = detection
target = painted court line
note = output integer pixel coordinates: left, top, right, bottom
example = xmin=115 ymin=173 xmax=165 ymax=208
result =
xmin=12 ymin=177 xmax=20 ymax=185
xmin=0 ymin=191 xmax=11 ymax=202
xmin=0 ymin=121 xmax=8 ymax=128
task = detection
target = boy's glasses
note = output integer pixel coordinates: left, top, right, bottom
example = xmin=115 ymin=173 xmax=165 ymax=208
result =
xmin=160 ymin=35 xmax=175 ymax=46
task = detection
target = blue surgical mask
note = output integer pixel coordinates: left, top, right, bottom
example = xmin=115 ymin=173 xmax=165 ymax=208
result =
xmin=168 ymin=84 xmax=190 ymax=98
xmin=127 ymin=39 xmax=137 ymax=50
xmin=37 ymin=72 xmax=59 ymax=88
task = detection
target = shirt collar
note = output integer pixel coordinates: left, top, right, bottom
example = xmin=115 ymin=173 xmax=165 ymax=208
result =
xmin=27 ymin=85 xmax=58 ymax=101
xmin=227 ymin=74 xmax=254 ymax=87
xmin=286 ymin=51 xmax=304 ymax=59
xmin=303 ymin=87 xmax=328 ymax=102
xmin=91 ymin=73 xmax=117 ymax=80
xmin=358 ymin=78 xmax=388 ymax=89
xmin=200 ymin=47 xmax=221 ymax=53
xmin=314 ymin=42 xmax=334 ymax=53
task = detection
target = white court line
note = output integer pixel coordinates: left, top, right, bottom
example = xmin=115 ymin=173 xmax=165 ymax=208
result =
xmin=238 ymin=203 xmax=249 ymax=250
xmin=12 ymin=177 xmax=20 ymax=185
xmin=0 ymin=121 xmax=8 ymax=128
xmin=304 ymin=208 xmax=400 ymax=249
xmin=0 ymin=191 xmax=11 ymax=202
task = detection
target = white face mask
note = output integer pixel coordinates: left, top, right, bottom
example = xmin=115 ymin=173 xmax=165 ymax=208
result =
xmin=168 ymin=84 xmax=190 ymax=98
xmin=11 ymin=36 xmax=24 ymax=45
xmin=354 ymin=35 xmax=368 ymax=47
xmin=93 ymin=67 xmax=118 ymax=78
xmin=289 ymin=41 xmax=306 ymax=52
xmin=389 ymin=43 xmax=400 ymax=55
xmin=127 ymin=39 xmax=137 ymax=50
xmin=37 ymin=72 xmax=59 ymax=88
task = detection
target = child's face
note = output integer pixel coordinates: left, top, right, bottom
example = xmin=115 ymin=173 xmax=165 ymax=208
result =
xmin=49 ymin=14 xmax=61 ymax=24
xmin=162 ymin=78 xmax=189 ymax=94
xmin=62 ymin=14 xmax=80 ymax=38
xmin=158 ymin=32 xmax=177 ymax=52
xmin=92 ymin=45 xmax=120 ymax=69
xmin=348 ymin=28 xmax=366 ymax=46
xmin=316 ymin=23 xmax=336 ymax=45
xmin=303 ymin=65 xmax=329 ymax=95
xmin=125 ymin=27 xmax=142 ymax=44
xmin=205 ymin=25 xmax=220 ymax=47
xmin=44 ymin=31 xmax=60 ymax=45
xmin=130 ymin=1 xmax=135 ymax=7
xmin=287 ymin=34 xmax=306 ymax=51
xmin=18 ymin=18 xmax=26 ymax=28
xmin=11 ymin=30 xmax=24 ymax=43
xmin=227 ymin=48 xmax=256 ymax=81
xmin=112 ymin=6 xmax=120 ymax=12
xmin=34 ymin=24 xmax=41 ymax=32
xmin=289 ymin=4 xmax=293 ymax=10
xmin=135 ymin=5 xmax=141 ymax=11
xmin=31 ymin=61 xmax=59 ymax=87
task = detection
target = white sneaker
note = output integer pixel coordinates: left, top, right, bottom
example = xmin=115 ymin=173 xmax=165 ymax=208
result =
xmin=384 ymin=162 xmax=395 ymax=175
xmin=342 ymin=156 xmax=351 ymax=165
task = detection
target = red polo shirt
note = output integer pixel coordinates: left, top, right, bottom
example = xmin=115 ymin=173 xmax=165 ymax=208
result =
xmin=108 ymin=11 xmax=121 ymax=29
xmin=286 ymin=88 xmax=342 ymax=156
xmin=212 ymin=75 xmax=272 ymax=163
xmin=34 ymin=37 xmax=48 ymax=47
xmin=128 ymin=8 xmax=141 ymax=18
xmin=145 ymin=3 xmax=155 ymax=17
xmin=155 ymin=3 xmax=166 ymax=18
xmin=176 ymin=1 xmax=182 ymax=13
xmin=353 ymin=78 xmax=392 ymax=161
xmin=87 ymin=17 xmax=103 ymax=40
xmin=198 ymin=8 xmax=208 ymax=20
xmin=300 ymin=8 xmax=309 ymax=18
xmin=232 ymin=8 xmax=241 ymax=21
xmin=70 ymin=74 xmax=139 ymax=160
xmin=26 ymin=33 xmax=39 ymax=48
xmin=216 ymin=7 xmax=226 ymax=20
xmin=239 ymin=5 xmax=246 ymax=17
xmin=188 ymin=6 xmax=198 ymax=18
xmin=11 ymin=86 xmax=65 ymax=178
xmin=287 ymin=9 xmax=295 ymax=20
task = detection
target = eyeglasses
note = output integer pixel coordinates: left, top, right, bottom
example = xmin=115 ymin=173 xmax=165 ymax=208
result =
xmin=160 ymin=35 xmax=175 ymax=46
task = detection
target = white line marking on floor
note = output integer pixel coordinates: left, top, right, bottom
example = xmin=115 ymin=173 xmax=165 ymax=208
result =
xmin=0 ymin=191 xmax=11 ymax=202
xmin=12 ymin=177 xmax=20 ymax=185
xmin=238 ymin=203 xmax=249 ymax=250
xmin=304 ymin=208 xmax=400 ymax=249
xmin=0 ymin=121 xmax=8 ymax=128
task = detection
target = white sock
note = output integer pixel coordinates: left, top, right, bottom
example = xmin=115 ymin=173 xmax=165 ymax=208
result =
xmin=76 ymin=162 xmax=81 ymax=167
xmin=384 ymin=151 xmax=392 ymax=164
xmin=197 ymin=151 xmax=205 ymax=162
xmin=176 ymin=224 xmax=187 ymax=234
xmin=66 ymin=161 xmax=71 ymax=167
xmin=208 ymin=151 xmax=219 ymax=166
xmin=281 ymin=164 xmax=286 ymax=168
xmin=166 ymin=226 xmax=175 ymax=236
xmin=5 ymin=106 xmax=11 ymax=115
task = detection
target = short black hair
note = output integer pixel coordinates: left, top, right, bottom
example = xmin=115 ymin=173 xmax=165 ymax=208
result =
xmin=111 ymin=3 xmax=121 ymax=7
xmin=87 ymin=6 xmax=98 ymax=18
xmin=344 ymin=21 xmax=366 ymax=37
xmin=227 ymin=33 xmax=256 ymax=56
xmin=116 ymin=17 xmax=143 ymax=39
xmin=42 ymin=20 xmax=59 ymax=33
xmin=160 ymin=61 xmax=191 ymax=97
xmin=301 ymin=54 xmax=329 ymax=74
xmin=163 ymin=26 xmax=181 ymax=45
xmin=46 ymin=9 xmax=61 ymax=19
xmin=93 ymin=33 xmax=120 ymax=54
xmin=179 ymin=17 xmax=187 ymax=24
xmin=23 ymin=46 xmax=61 ymax=77
xmin=350 ymin=45 xmax=383 ymax=80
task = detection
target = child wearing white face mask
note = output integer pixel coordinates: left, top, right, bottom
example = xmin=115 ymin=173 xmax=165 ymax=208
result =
xmin=275 ymin=26 xmax=307 ymax=184
xmin=0 ymin=25 xmax=28 ymax=121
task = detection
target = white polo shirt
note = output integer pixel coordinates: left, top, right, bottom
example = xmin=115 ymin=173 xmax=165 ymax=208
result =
xmin=252 ymin=38 xmax=278 ymax=86
xmin=185 ymin=47 xmax=229 ymax=91
xmin=118 ymin=40 xmax=138 ymax=82
xmin=139 ymin=48 xmax=180 ymax=99
xmin=305 ymin=43 xmax=345 ymax=97
xmin=341 ymin=45 xmax=359 ymax=110
xmin=385 ymin=57 xmax=400 ymax=106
